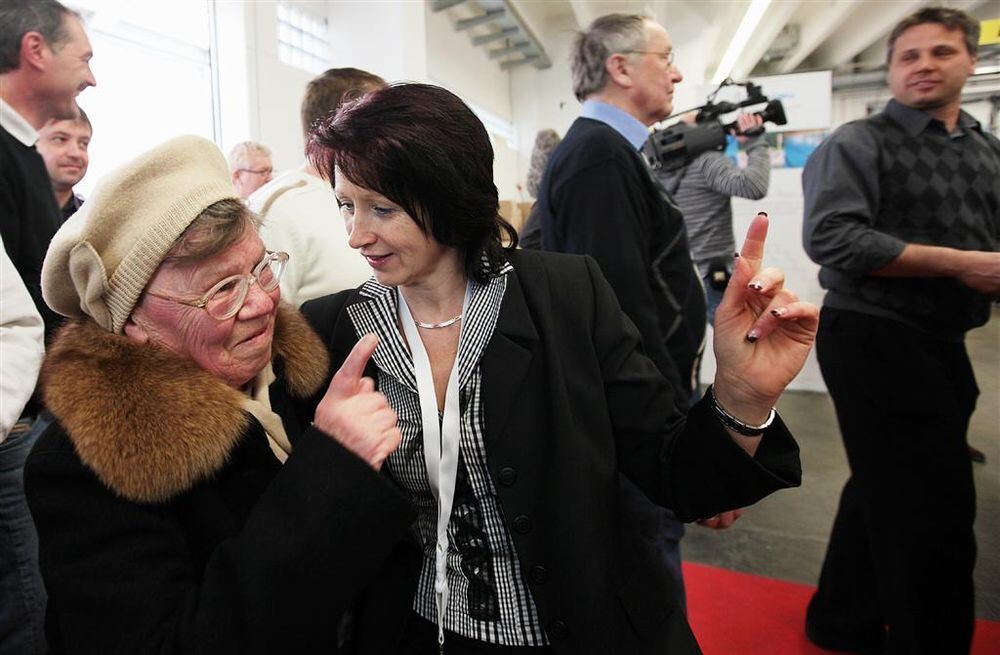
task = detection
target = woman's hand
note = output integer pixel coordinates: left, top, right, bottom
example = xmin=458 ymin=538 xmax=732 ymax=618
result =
xmin=313 ymin=334 xmax=401 ymax=470
xmin=696 ymin=509 xmax=744 ymax=530
xmin=712 ymin=213 xmax=819 ymax=424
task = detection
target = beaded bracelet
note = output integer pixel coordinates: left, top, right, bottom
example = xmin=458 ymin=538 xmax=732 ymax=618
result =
xmin=707 ymin=385 xmax=776 ymax=437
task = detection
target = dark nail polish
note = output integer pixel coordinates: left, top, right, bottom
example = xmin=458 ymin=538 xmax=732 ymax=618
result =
xmin=746 ymin=331 xmax=759 ymax=343
xmin=757 ymin=211 xmax=768 ymax=217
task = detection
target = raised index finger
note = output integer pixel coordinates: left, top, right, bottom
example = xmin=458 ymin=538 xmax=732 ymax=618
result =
xmin=739 ymin=212 xmax=770 ymax=271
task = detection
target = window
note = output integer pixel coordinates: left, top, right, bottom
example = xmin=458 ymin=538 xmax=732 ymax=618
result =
xmin=66 ymin=0 xmax=216 ymax=197
xmin=277 ymin=2 xmax=330 ymax=74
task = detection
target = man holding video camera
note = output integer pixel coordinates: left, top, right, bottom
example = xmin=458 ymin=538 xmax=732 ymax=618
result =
xmin=658 ymin=112 xmax=771 ymax=325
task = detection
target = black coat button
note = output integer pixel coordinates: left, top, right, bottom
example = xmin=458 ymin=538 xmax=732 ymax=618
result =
xmin=498 ymin=467 xmax=517 ymax=486
xmin=549 ymin=620 xmax=568 ymax=639
xmin=512 ymin=514 xmax=532 ymax=534
xmin=529 ymin=565 xmax=548 ymax=584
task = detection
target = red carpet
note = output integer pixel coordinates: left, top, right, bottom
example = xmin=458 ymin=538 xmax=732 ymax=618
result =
xmin=683 ymin=562 xmax=1000 ymax=654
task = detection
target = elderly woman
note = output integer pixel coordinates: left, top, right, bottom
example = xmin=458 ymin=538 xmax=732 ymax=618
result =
xmin=291 ymin=83 xmax=819 ymax=655
xmin=25 ymin=135 xmax=413 ymax=654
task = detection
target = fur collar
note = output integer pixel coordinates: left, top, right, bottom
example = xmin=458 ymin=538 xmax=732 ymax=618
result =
xmin=42 ymin=304 xmax=329 ymax=504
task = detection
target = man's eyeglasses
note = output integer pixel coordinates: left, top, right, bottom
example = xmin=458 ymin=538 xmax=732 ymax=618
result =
xmin=145 ymin=251 xmax=289 ymax=320
xmin=621 ymin=49 xmax=675 ymax=66
xmin=238 ymin=167 xmax=273 ymax=177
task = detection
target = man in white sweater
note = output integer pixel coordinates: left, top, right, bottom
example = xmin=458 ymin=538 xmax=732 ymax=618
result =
xmin=1 ymin=235 xmax=46 ymax=653
xmin=1 ymin=237 xmax=44 ymax=442
xmin=250 ymin=68 xmax=385 ymax=306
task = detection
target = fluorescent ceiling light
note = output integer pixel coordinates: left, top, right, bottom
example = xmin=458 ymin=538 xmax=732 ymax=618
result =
xmin=711 ymin=0 xmax=772 ymax=85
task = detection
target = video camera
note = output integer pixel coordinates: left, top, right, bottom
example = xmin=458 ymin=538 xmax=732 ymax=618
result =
xmin=642 ymin=79 xmax=787 ymax=173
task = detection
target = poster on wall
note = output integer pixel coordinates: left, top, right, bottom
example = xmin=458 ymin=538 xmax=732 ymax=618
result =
xmin=695 ymin=70 xmax=832 ymax=169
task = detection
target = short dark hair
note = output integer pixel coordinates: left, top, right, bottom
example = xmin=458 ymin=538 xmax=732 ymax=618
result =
xmin=887 ymin=6 xmax=980 ymax=64
xmin=307 ymin=83 xmax=517 ymax=283
xmin=300 ymin=67 xmax=386 ymax=142
xmin=76 ymin=106 xmax=92 ymax=133
xmin=0 ymin=0 xmax=76 ymax=74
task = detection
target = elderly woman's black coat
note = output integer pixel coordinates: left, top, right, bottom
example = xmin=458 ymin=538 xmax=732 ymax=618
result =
xmin=294 ymin=249 xmax=802 ymax=655
xmin=24 ymin=306 xmax=417 ymax=654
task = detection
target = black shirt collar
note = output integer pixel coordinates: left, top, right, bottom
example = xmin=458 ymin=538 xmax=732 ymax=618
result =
xmin=884 ymin=98 xmax=982 ymax=137
xmin=60 ymin=193 xmax=83 ymax=222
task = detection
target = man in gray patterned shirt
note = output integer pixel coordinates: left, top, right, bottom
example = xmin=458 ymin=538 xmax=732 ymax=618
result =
xmin=802 ymin=7 xmax=999 ymax=654
xmin=658 ymin=112 xmax=770 ymax=325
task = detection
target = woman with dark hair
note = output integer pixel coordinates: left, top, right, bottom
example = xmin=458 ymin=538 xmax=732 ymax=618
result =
xmin=298 ymin=83 xmax=819 ymax=655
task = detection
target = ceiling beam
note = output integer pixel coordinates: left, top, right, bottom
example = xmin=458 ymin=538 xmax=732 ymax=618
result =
xmin=811 ymin=0 xmax=922 ymax=70
xmin=568 ymin=0 xmax=596 ymax=31
xmin=729 ymin=0 xmax=802 ymax=80
xmin=953 ymin=0 xmax=990 ymax=15
xmin=489 ymin=41 xmax=533 ymax=59
xmin=778 ymin=0 xmax=859 ymax=73
xmin=431 ymin=0 xmax=467 ymax=12
xmin=456 ymin=8 xmax=506 ymax=31
xmin=500 ymin=54 xmax=540 ymax=70
xmin=472 ymin=26 xmax=518 ymax=46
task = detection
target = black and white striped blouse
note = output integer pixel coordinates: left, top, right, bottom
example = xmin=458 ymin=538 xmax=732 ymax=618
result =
xmin=346 ymin=262 xmax=548 ymax=647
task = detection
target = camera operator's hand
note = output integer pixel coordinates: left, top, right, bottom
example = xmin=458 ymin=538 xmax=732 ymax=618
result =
xmin=733 ymin=113 xmax=765 ymax=142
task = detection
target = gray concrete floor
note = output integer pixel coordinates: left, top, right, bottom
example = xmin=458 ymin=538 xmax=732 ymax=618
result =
xmin=684 ymin=307 xmax=1000 ymax=621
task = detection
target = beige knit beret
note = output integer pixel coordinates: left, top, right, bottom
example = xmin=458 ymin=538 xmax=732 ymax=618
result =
xmin=42 ymin=135 xmax=239 ymax=334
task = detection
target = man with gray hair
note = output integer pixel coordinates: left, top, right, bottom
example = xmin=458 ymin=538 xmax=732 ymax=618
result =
xmin=228 ymin=140 xmax=273 ymax=200
xmin=0 ymin=2 xmax=95 ymax=651
xmin=528 ymin=13 xmax=712 ymax=639
xmin=532 ymin=13 xmax=704 ymax=398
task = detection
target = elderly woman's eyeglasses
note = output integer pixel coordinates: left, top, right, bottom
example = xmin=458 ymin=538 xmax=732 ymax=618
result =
xmin=237 ymin=167 xmax=273 ymax=178
xmin=622 ymin=49 xmax=675 ymax=66
xmin=145 ymin=251 xmax=289 ymax=320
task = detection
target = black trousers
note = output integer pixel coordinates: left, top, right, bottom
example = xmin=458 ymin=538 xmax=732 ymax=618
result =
xmin=809 ymin=308 xmax=978 ymax=654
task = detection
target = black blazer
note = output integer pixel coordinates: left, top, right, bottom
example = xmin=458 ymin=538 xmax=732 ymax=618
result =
xmin=296 ymin=249 xmax=801 ymax=655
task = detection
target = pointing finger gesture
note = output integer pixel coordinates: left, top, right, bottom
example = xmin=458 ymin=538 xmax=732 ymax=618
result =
xmin=313 ymin=334 xmax=401 ymax=469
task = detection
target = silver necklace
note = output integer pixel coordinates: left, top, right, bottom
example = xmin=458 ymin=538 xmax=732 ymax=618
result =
xmin=413 ymin=313 xmax=463 ymax=329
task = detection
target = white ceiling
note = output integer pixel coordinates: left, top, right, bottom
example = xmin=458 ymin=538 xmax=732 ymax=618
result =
xmin=497 ymin=0 xmax=995 ymax=80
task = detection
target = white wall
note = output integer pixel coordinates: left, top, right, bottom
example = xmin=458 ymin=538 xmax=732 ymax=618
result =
xmin=327 ymin=0 xmax=428 ymax=82
xmin=215 ymin=1 xmax=321 ymax=172
xmin=218 ymin=0 xmax=431 ymax=174
xmin=425 ymin=4 xmax=522 ymax=201
xmin=248 ymin=2 xmax=315 ymax=170
xmin=425 ymin=4 xmax=511 ymax=121
xmin=226 ymin=1 xmax=523 ymax=199
xmin=510 ymin=13 xmax=587 ymax=199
